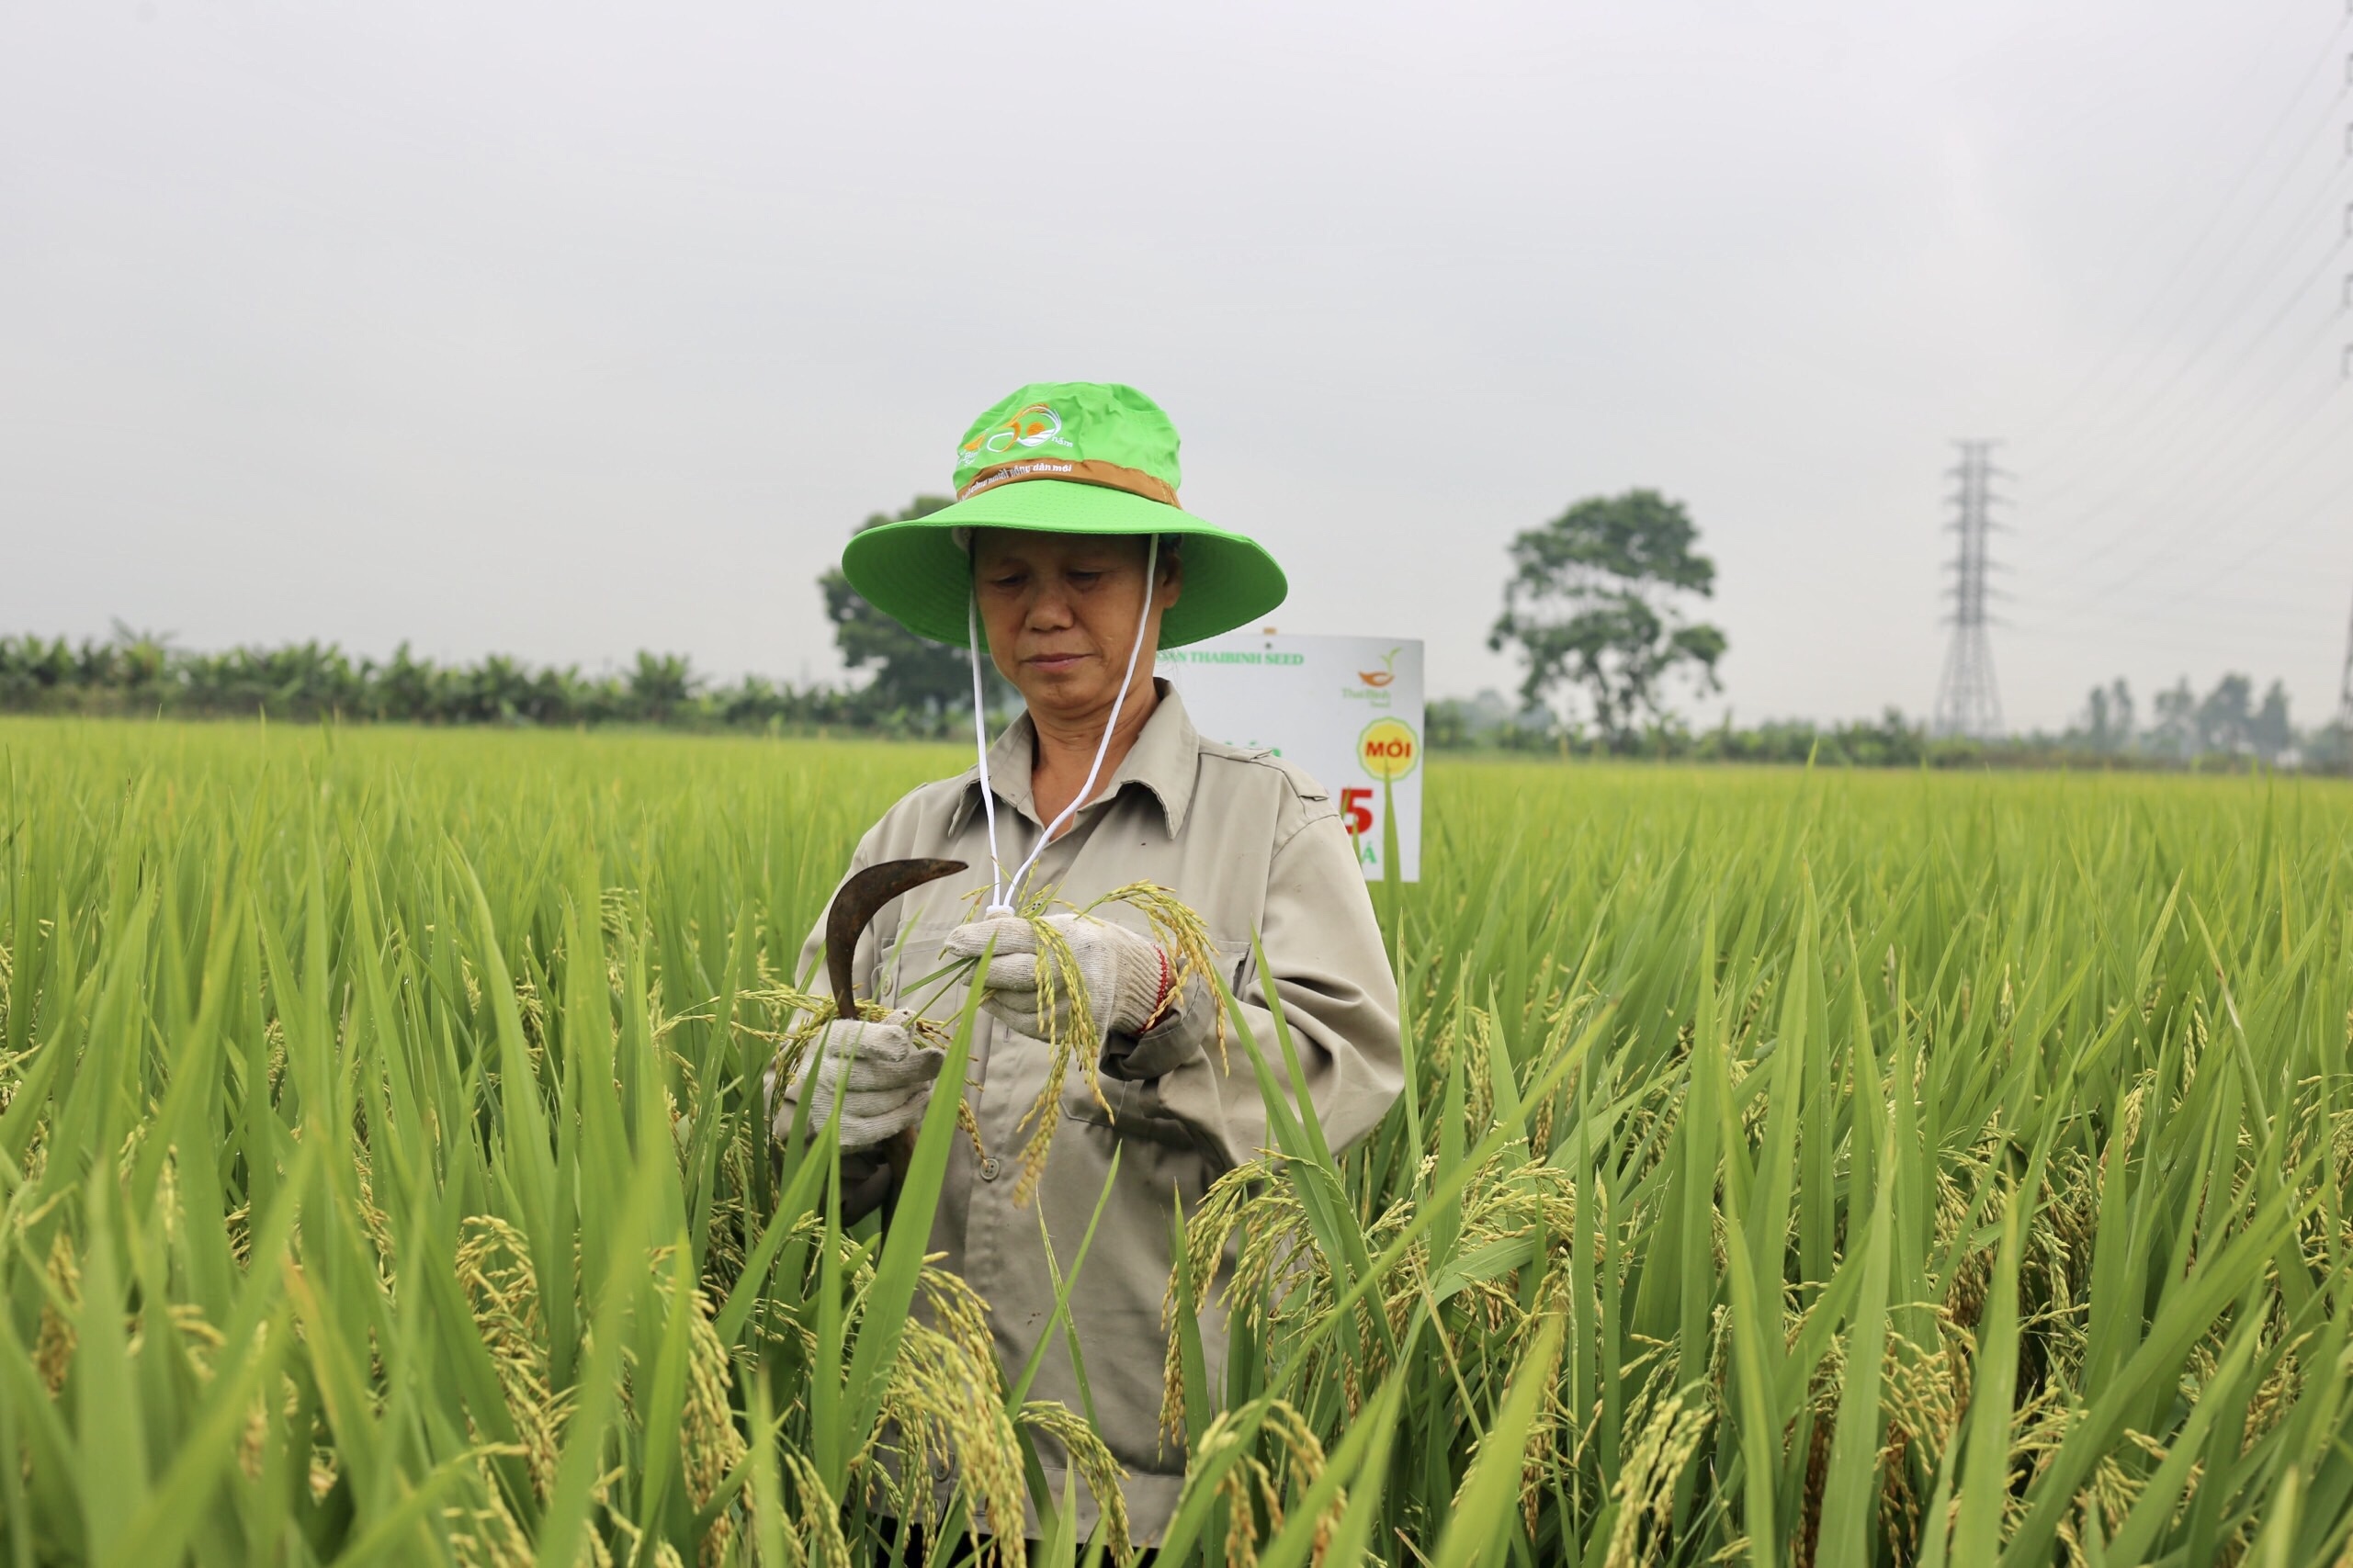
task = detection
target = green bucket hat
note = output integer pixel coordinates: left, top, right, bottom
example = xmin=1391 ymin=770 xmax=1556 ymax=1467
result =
xmin=840 ymin=381 xmax=1287 ymax=649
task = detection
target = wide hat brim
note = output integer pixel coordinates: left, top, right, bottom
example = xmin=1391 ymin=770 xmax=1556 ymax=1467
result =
xmin=840 ymin=479 xmax=1287 ymax=649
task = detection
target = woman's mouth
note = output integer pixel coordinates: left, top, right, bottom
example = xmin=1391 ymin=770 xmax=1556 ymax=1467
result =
xmin=1025 ymin=652 xmax=1088 ymax=672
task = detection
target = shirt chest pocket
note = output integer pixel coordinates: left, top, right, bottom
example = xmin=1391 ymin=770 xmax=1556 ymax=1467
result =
xmin=870 ymin=914 xmax=969 ymax=1016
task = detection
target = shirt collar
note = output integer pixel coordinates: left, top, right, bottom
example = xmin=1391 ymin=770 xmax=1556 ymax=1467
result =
xmin=949 ymin=679 xmax=1202 ymax=840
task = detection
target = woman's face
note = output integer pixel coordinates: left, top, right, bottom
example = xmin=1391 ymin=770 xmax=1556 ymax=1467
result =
xmin=972 ymin=528 xmax=1182 ymax=722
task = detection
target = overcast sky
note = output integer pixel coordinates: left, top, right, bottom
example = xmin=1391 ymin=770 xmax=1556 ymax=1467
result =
xmin=5 ymin=2 xmax=2348 ymax=732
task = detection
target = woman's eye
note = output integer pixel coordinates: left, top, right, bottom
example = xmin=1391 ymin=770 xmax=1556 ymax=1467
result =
xmin=1068 ymin=570 xmax=1103 ymax=586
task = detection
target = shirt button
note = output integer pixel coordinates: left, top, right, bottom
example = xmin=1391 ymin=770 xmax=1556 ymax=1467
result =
xmin=979 ymin=1157 xmax=1001 ymax=1182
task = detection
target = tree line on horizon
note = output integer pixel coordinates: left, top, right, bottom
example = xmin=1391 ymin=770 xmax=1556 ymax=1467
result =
xmin=0 ymin=630 xmax=920 ymax=734
xmin=6 ymin=491 xmax=2345 ymax=772
xmin=1429 ymin=676 xmax=2347 ymax=772
xmin=8 ymin=625 xmax=2337 ymax=773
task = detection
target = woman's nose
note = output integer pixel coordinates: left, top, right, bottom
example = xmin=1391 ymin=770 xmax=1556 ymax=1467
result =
xmin=1025 ymin=586 xmax=1075 ymax=629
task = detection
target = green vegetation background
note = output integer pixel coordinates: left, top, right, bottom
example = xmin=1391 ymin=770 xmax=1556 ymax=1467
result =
xmin=2 ymin=718 xmax=2350 ymax=1563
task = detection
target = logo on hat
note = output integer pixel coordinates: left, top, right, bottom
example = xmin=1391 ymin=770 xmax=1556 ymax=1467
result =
xmin=960 ymin=402 xmax=1074 ymax=466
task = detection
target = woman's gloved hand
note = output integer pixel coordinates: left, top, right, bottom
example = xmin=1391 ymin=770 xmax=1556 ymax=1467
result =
xmin=765 ymin=1009 xmax=944 ymax=1149
xmin=943 ymin=912 xmax=1174 ymax=1048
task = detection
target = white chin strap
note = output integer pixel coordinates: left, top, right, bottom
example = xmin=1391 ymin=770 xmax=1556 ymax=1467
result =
xmin=970 ymin=534 xmax=1161 ymax=918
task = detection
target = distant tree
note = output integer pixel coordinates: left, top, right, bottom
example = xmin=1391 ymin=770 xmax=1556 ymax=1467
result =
xmin=523 ymin=664 xmax=588 ymax=727
xmin=1845 ymin=706 xmax=1925 ymax=768
xmin=1488 ymin=489 xmax=1726 ymax=747
xmin=452 ymin=654 xmax=534 ymax=725
xmin=2081 ymin=677 xmax=2133 ymax=753
xmin=106 ymin=622 xmax=175 ymax=707
xmin=716 ymin=674 xmax=787 ymax=729
xmin=625 ymin=651 xmax=699 ymax=725
xmin=0 ymin=637 xmax=66 ymax=706
xmin=820 ymin=496 xmax=1012 ymax=727
xmin=369 ymin=643 xmax=445 ymax=722
xmin=1426 ymin=696 xmax=1471 ymax=750
xmin=2197 ymin=673 xmax=2254 ymax=756
xmin=2 ymin=629 xmax=873 ymax=732
xmin=174 ymin=640 xmax=361 ymax=718
xmin=2249 ymin=679 xmax=2292 ymax=762
xmin=2080 ymin=685 xmax=2111 ymax=750
xmin=2151 ymin=678 xmax=2199 ymax=760
xmin=2310 ymin=718 xmax=2353 ymax=773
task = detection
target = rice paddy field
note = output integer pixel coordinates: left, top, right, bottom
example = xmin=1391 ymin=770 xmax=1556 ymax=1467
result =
xmin=2 ymin=717 xmax=2350 ymax=1567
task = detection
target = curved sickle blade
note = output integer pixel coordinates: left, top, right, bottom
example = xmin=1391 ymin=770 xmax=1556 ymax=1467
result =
xmin=824 ymin=858 xmax=967 ymax=1009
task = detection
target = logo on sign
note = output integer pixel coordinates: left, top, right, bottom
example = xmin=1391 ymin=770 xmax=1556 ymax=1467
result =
xmin=1343 ymin=646 xmax=1399 ymax=710
xmin=1358 ymin=717 xmax=1419 ymax=782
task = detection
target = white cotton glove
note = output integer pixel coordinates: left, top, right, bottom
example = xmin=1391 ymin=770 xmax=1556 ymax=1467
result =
xmin=765 ymin=1009 xmax=944 ymax=1150
xmin=941 ymin=913 xmax=1171 ymax=1048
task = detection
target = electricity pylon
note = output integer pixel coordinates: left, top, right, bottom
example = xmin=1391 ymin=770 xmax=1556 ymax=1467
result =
xmin=1933 ymin=441 xmax=2007 ymax=739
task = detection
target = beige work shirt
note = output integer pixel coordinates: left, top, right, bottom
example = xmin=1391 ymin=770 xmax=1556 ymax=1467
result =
xmin=795 ymin=682 xmax=1403 ymax=1543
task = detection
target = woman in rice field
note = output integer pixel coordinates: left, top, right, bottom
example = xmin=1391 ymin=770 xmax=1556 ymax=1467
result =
xmin=775 ymin=381 xmax=1403 ymax=1552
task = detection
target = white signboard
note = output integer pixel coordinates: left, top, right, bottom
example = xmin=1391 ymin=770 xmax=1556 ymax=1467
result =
xmin=1157 ymin=634 xmax=1423 ymax=882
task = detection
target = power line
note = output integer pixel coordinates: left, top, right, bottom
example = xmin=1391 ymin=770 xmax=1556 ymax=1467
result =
xmin=2127 ymin=461 xmax=2353 ymax=619
xmin=2027 ymin=122 xmax=2352 ymax=523
xmin=2023 ymin=17 xmax=2351 ymax=463
xmin=2012 ymin=368 xmax=2348 ymax=608
xmin=2008 ymin=619 xmax=2330 ymax=659
xmin=2014 ymin=48 xmax=2353 ymax=624
xmin=1986 ymin=20 xmax=2352 ymax=720
xmin=2029 ymin=234 xmax=2349 ymax=581
xmin=2021 ymin=378 xmax=2350 ymax=618
xmin=1933 ymin=442 xmax=2006 ymax=739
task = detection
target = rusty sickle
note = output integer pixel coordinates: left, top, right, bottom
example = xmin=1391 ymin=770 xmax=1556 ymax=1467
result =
xmin=820 ymin=857 xmax=966 ymax=1222
xmin=824 ymin=857 xmax=967 ymax=1010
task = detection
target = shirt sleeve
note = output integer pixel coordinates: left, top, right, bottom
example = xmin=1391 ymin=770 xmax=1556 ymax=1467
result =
xmin=1120 ymin=809 xmax=1404 ymax=1172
